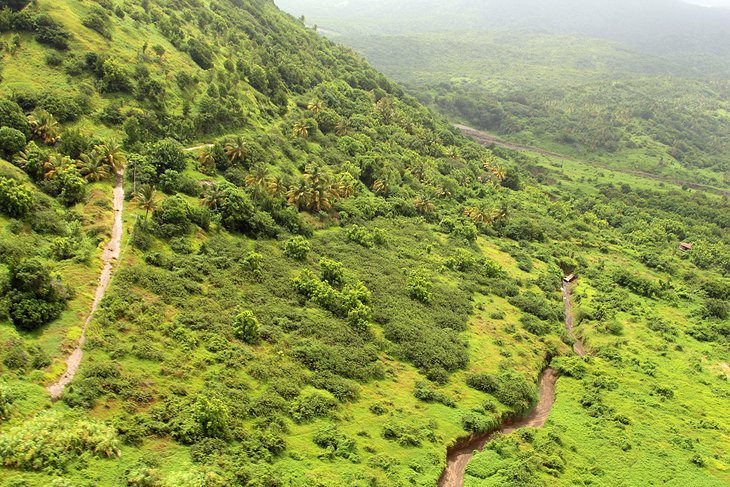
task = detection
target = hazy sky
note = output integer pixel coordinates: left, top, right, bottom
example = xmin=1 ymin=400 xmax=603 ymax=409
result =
xmin=684 ymin=0 xmax=730 ymax=6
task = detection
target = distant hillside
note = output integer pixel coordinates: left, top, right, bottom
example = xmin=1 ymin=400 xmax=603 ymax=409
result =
xmin=277 ymin=0 xmax=730 ymax=74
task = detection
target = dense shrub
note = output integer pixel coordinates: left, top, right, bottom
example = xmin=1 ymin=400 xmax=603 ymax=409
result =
xmin=5 ymin=258 xmax=70 ymax=330
xmin=466 ymin=372 xmax=500 ymax=394
xmin=0 ymin=411 xmax=120 ymax=471
xmin=0 ymin=98 xmax=30 ymax=135
xmin=0 ymin=177 xmax=33 ymax=217
xmin=413 ymin=381 xmax=456 ymax=408
xmin=233 ymin=310 xmax=260 ymax=344
xmin=152 ymin=195 xmax=191 ymax=238
xmin=509 ymin=292 xmax=560 ymax=322
xmin=0 ymin=126 xmax=26 ymax=157
xmin=407 ymin=272 xmax=433 ymax=304
xmin=289 ymin=390 xmax=338 ymax=422
xmin=519 ymin=314 xmax=551 ymax=336
xmin=283 ymin=236 xmax=311 ymax=260
xmin=461 ymin=411 xmax=499 ymax=433
xmin=494 ymin=372 xmax=537 ymax=413
xmin=147 ymin=138 xmax=187 ymax=175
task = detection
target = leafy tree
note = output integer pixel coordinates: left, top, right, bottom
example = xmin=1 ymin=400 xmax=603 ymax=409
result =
xmin=148 ymin=138 xmax=186 ymax=175
xmin=5 ymin=259 xmax=70 ymax=331
xmin=0 ymin=98 xmax=30 ymax=135
xmin=0 ymin=177 xmax=33 ymax=217
xmin=152 ymin=195 xmax=190 ymax=238
xmin=233 ymin=310 xmax=260 ymax=344
xmin=186 ymin=38 xmax=215 ymax=70
xmin=0 ymin=0 xmax=31 ymax=12
xmin=0 ymin=126 xmax=26 ymax=157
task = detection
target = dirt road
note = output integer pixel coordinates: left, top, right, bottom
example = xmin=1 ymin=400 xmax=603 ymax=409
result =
xmin=455 ymin=124 xmax=730 ymax=197
xmin=47 ymin=171 xmax=125 ymax=399
xmin=439 ymin=368 xmax=559 ymax=487
xmin=183 ymin=143 xmax=214 ymax=152
xmin=563 ymin=281 xmax=586 ymax=356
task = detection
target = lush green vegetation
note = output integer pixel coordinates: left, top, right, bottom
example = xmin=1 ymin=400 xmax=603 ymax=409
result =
xmin=0 ymin=0 xmax=727 ymax=486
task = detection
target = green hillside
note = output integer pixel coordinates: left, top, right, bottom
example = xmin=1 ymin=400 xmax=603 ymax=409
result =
xmin=0 ymin=1 xmax=728 ymax=486
xmin=332 ymin=31 xmax=730 ymax=188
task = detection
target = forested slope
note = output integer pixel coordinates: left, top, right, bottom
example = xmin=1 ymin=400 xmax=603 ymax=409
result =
xmin=0 ymin=1 xmax=727 ymax=486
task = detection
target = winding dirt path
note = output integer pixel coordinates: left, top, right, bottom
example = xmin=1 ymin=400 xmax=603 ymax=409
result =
xmin=47 ymin=171 xmax=125 ymax=399
xmin=563 ymin=281 xmax=586 ymax=357
xmin=439 ymin=278 xmax=583 ymax=486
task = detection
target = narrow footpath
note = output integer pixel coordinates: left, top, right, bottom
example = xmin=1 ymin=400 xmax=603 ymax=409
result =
xmin=47 ymin=171 xmax=125 ymax=399
xmin=439 ymin=278 xmax=582 ymax=487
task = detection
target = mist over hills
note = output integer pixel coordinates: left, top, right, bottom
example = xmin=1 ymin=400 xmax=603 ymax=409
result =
xmin=277 ymin=0 xmax=730 ymax=73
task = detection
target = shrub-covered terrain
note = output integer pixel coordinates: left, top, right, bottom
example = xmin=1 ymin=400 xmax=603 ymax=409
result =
xmin=0 ymin=0 xmax=727 ymax=486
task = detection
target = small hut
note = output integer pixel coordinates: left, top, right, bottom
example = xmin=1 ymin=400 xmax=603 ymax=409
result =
xmin=679 ymin=242 xmax=694 ymax=252
xmin=563 ymin=274 xmax=577 ymax=283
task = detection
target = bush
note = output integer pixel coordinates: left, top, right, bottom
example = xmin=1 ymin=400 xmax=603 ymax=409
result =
xmin=508 ymin=292 xmax=560 ymax=322
xmin=413 ymin=381 xmax=456 ymax=408
xmin=289 ymin=390 xmax=338 ymax=423
xmin=466 ymin=372 xmax=500 ymax=394
xmin=0 ymin=411 xmax=120 ymax=471
xmin=494 ymin=372 xmax=537 ymax=413
xmin=283 ymin=236 xmax=310 ymax=260
xmin=6 ymin=258 xmax=70 ymax=331
xmin=0 ymin=384 xmax=15 ymax=421
xmin=1 ymin=0 xmax=31 ymax=12
xmin=152 ymin=195 xmax=191 ymax=238
xmin=407 ymin=272 xmax=433 ymax=304
xmin=702 ymin=299 xmax=729 ymax=320
xmin=320 ymin=258 xmax=344 ymax=286
xmin=461 ymin=411 xmax=498 ymax=433
xmin=233 ymin=310 xmax=260 ymax=344
xmin=519 ymin=314 xmax=551 ymax=336
xmin=0 ymin=127 xmax=26 ymax=157
xmin=186 ymin=38 xmax=215 ymax=69
xmin=0 ymin=177 xmax=33 ymax=218
xmin=0 ymin=98 xmax=30 ymax=135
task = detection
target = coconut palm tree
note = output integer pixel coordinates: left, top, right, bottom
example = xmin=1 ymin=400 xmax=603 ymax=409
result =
xmin=43 ymin=154 xmax=70 ymax=179
xmin=134 ymin=184 xmax=158 ymax=221
xmin=197 ymin=147 xmax=216 ymax=175
xmin=245 ymin=164 xmax=269 ymax=195
xmin=28 ymin=109 xmax=61 ymax=145
xmin=224 ymin=136 xmax=248 ymax=166
xmin=335 ymin=172 xmax=357 ymax=199
xmin=407 ymin=159 xmax=432 ymax=182
xmin=266 ymin=175 xmax=289 ymax=199
xmin=464 ymin=203 xmax=501 ymax=226
xmin=200 ymin=184 xmax=224 ymax=211
xmin=483 ymin=156 xmax=506 ymax=182
xmin=78 ymin=151 xmax=110 ymax=182
xmin=307 ymin=100 xmax=322 ymax=114
xmin=292 ymin=120 xmax=311 ymax=139
xmin=287 ymin=179 xmax=309 ymax=209
xmin=334 ymin=118 xmax=352 ymax=136
xmin=414 ymin=194 xmax=436 ymax=214
xmin=95 ymin=140 xmax=127 ymax=174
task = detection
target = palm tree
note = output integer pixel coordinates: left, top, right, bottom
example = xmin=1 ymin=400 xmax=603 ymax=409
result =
xmin=200 ymin=184 xmax=224 ymax=211
xmin=134 ymin=184 xmax=158 ymax=221
xmin=266 ymin=175 xmax=289 ymax=199
xmin=198 ymin=147 xmax=216 ymax=175
xmin=78 ymin=151 xmax=109 ymax=182
xmin=334 ymin=118 xmax=352 ymax=136
xmin=335 ymin=172 xmax=356 ymax=199
xmin=245 ymin=164 xmax=269 ymax=195
xmin=414 ymin=194 xmax=436 ymax=214
xmin=287 ymin=179 xmax=309 ymax=208
xmin=225 ymin=136 xmax=248 ymax=166
xmin=307 ymin=100 xmax=322 ymax=114
xmin=43 ymin=154 xmax=70 ymax=180
xmin=483 ymin=156 xmax=506 ymax=182
xmin=292 ymin=120 xmax=311 ymax=139
xmin=464 ymin=203 xmax=500 ymax=226
xmin=28 ymin=109 xmax=61 ymax=145
xmin=407 ymin=160 xmax=431 ymax=182
xmin=95 ymin=140 xmax=127 ymax=174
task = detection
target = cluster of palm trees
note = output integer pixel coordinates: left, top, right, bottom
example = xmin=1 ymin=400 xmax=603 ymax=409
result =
xmin=464 ymin=201 xmax=509 ymax=227
xmin=24 ymin=140 xmax=126 ymax=183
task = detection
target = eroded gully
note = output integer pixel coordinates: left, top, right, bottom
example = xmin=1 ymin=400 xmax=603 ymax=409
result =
xmin=439 ymin=280 xmax=584 ymax=487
